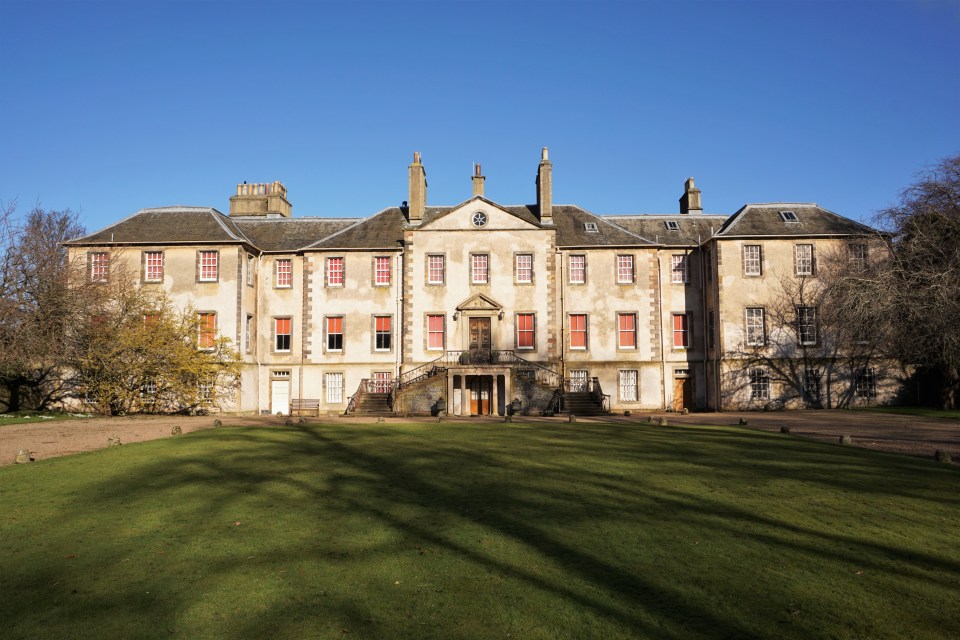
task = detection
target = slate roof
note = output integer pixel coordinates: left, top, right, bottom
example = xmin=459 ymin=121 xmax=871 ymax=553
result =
xmin=236 ymin=217 xmax=357 ymax=252
xmin=606 ymin=214 xmax=729 ymax=247
xmin=717 ymin=204 xmax=875 ymax=237
xmin=66 ymin=207 xmax=251 ymax=246
xmin=66 ymin=201 xmax=875 ymax=253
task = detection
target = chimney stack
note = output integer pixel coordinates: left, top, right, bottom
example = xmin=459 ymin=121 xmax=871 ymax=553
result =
xmin=472 ymin=163 xmax=485 ymax=197
xmin=229 ymin=180 xmax=291 ymax=217
xmin=536 ymin=147 xmax=553 ymax=225
xmin=408 ymin=151 xmax=427 ymax=224
xmin=679 ymin=177 xmax=702 ymax=214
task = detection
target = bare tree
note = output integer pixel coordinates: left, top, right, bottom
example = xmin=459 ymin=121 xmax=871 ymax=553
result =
xmin=723 ymin=240 xmax=896 ymax=409
xmin=0 ymin=203 xmax=86 ymax=411
xmin=873 ymin=154 xmax=960 ymax=408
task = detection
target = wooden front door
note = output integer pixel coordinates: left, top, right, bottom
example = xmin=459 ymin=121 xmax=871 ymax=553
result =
xmin=469 ymin=317 xmax=492 ymax=363
xmin=469 ymin=317 xmax=491 ymax=350
xmin=468 ymin=376 xmax=491 ymax=415
xmin=673 ymin=377 xmax=693 ymax=412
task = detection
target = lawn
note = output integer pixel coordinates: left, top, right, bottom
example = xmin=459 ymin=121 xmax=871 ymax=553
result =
xmin=0 ymin=411 xmax=91 ymax=426
xmin=1 ymin=421 xmax=958 ymax=640
xmin=859 ymin=406 xmax=960 ymax=420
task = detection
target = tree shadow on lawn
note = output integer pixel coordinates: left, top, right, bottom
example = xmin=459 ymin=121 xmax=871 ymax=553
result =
xmin=3 ymin=421 xmax=960 ymax=639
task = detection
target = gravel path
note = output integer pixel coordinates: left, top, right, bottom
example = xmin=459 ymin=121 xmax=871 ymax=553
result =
xmin=2 ymin=410 xmax=957 ymax=466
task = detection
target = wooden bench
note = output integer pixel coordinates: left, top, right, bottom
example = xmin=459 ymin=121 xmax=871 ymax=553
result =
xmin=290 ymin=399 xmax=321 ymax=417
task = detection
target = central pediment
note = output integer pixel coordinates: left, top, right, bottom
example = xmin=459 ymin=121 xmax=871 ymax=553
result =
xmin=456 ymin=292 xmax=503 ymax=312
xmin=419 ymin=196 xmax=542 ymax=231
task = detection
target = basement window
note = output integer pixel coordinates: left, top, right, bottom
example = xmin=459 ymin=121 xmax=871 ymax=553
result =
xmin=583 ymin=222 xmax=599 ymax=233
xmin=665 ymin=221 xmax=680 ymax=231
xmin=779 ymin=210 xmax=799 ymax=222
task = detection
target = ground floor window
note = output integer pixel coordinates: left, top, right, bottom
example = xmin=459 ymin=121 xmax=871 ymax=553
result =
xmin=619 ymin=370 xmax=638 ymax=402
xmin=326 ymin=372 xmax=344 ymax=403
xmin=854 ymin=368 xmax=877 ymax=398
xmin=569 ymin=369 xmax=589 ymax=392
xmin=804 ymin=368 xmax=822 ymax=401
xmin=749 ymin=368 xmax=769 ymax=400
xmin=373 ymin=371 xmax=392 ymax=393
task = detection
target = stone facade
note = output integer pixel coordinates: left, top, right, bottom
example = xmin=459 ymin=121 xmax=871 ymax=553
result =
xmin=65 ymin=151 xmax=893 ymax=415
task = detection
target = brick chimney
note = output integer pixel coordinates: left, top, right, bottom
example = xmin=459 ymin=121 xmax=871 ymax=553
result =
xmin=536 ymin=147 xmax=553 ymax=225
xmin=408 ymin=151 xmax=427 ymax=224
xmin=679 ymin=177 xmax=702 ymax=214
xmin=472 ymin=163 xmax=485 ymax=197
xmin=229 ymin=180 xmax=291 ymax=217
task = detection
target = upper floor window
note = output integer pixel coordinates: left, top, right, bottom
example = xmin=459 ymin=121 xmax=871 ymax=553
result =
xmin=275 ymin=317 xmax=292 ymax=352
xmin=275 ymin=258 xmax=292 ymax=288
xmin=427 ymin=255 xmax=445 ymax=285
xmin=245 ymin=314 xmax=253 ymax=353
xmin=374 ymin=315 xmax=392 ymax=351
xmin=569 ymin=255 xmax=586 ymax=284
xmin=705 ymin=249 xmax=713 ymax=282
xmin=89 ymin=252 xmax=109 ymax=283
xmin=199 ymin=250 xmax=218 ymax=282
xmin=326 ymin=257 xmax=344 ymax=287
xmin=471 ymin=254 xmax=489 ymax=284
xmin=143 ymin=251 xmax=163 ymax=282
xmin=618 ymin=313 xmax=637 ymax=349
xmin=516 ymin=313 xmax=535 ymax=350
xmin=849 ymin=243 xmax=868 ymax=269
xmin=198 ymin=312 xmax=216 ymax=349
xmin=745 ymin=308 xmax=765 ymax=346
xmin=673 ymin=313 xmax=690 ymax=348
xmin=326 ymin=316 xmax=344 ymax=351
xmin=374 ymin=256 xmax=391 ymax=286
xmin=797 ymin=306 xmax=818 ymax=346
xmin=247 ymin=254 xmax=255 ymax=286
xmin=795 ymin=244 xmax=814 ymax=276
xmin=515 ymin=254 xmax=533 ymax=284
xmin=427 ymin=314 xmax=445 ymax=350
xmin=569 ymin=314 xmax=588 ymax=350
xmin=743 ymin=245 xmax=762 ymax=276
xmin=671 ymin=254 xmax=688 ymax=284
xmin=617 ymin=255 xmax=634 ymax=284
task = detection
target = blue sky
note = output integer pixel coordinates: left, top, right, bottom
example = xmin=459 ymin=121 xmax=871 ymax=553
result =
xmin=2 ymin=0 xmax=958 ymax=232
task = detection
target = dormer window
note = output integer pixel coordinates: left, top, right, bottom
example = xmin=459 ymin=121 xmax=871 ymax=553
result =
xmin=584 ymin=222 xmax=599 ymax=233
xmin=665 ymin=221 xmax=680 ymax=231
xmin=779 ymin=210 xmax=799 ymax=222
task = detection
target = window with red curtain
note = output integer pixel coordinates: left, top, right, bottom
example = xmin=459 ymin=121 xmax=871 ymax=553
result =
xmin=275 ymin=317 xmax=291 ymax=351
xmin=517 ymin=313 xmax=535 ymax=349
xmin=618 ymin=313 xmax=637 ymax=349
xmin=375 ymin=316 xmax=392 ymax=350
xmin=673 ymin=313 xmax=689 ymax=348
xmin=427 ymin=315 xmax=444 ymax=350
xmin=198 ymin=313 xmax=216 ymax=349
xmin=326 ymin=316 xmax=343 ymax=350
xmin=569 ymin=314 xmax=587 ymax=349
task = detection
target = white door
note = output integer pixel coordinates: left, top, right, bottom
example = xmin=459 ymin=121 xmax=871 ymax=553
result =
xmin=271 ymin=380 xmax=290 ymax=415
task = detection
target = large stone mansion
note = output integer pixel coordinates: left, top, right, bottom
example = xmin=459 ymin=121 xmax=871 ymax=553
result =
xmin=65 ymin=149 xmax=891 ymax=416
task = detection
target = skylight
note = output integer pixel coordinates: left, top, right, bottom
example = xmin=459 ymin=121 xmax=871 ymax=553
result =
xmin=779 ymin=211 xmax=799 ymax=222
xmin=584 ymin=222 xmax=599 ymax=233
xmin=665 ymin=221 xmax=680 ymax=231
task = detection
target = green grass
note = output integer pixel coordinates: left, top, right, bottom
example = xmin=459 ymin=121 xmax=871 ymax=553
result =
xmin=1 ymin=422 xmax=958 ymax=640
xmin=0 ymin=410 xmax=91 ymax=425
xmin=858 ymin=406 xmax=960 ymax=420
